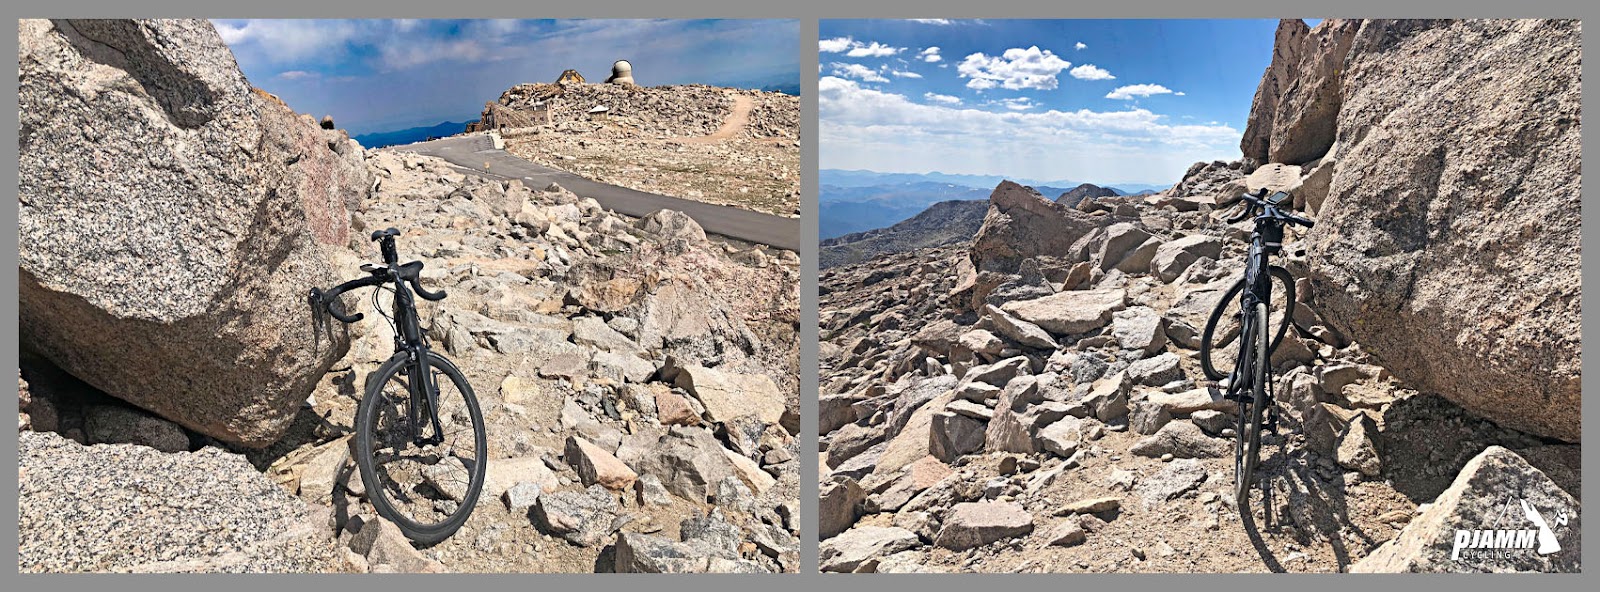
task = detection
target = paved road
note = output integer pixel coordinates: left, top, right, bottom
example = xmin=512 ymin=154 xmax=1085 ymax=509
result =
xmin=392 ymin=135 xmax=800 ymax=251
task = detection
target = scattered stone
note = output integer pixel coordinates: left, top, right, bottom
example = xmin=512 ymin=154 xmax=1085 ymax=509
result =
xmin=1126 ymin=353 xmax=1183 ymax=386
xmin=820 ymin=526 xmax=921 ymax=573
xmin=1045 ymin=520 xmax=1087 ymax=547
xmin=674 ymin=364 xmax=785 ymax=426
xmin=1136 ymin=458 xmax=1208 ymax=507
xmin=999 ymin=288 xmax=1127 ymax=336
xmin=1130 ymin=421 xmax=1229 ymax=459
xmin=934 ymin=501 xmax=1034 ymax=551
xmin=566 ymin=435 xmax=638 ymax=491
xmin=1110 ymin=307 xmax=1167 ymax=354
xmin=532 ymin=484 xmax=619 ymax=547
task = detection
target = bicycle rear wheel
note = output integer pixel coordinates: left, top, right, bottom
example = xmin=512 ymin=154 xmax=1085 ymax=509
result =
xmin=1234 ymin=303 xmax=1269 ymax=511
xmin=1200 ymin=266 xmax=1295 ymax=381
xmin=354 ymin=352 xmax=487 ymax=545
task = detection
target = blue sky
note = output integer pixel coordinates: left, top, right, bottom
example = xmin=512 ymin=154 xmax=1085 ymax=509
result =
xmin=819 ymin=19 xmax=1280 ymax=186
xmin=215 ymin=19 xmax=800 ymax=135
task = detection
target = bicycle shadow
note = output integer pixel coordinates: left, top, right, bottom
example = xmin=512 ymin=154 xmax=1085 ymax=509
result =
xmin=1251 ymin=439 xmax=1380 ymax=573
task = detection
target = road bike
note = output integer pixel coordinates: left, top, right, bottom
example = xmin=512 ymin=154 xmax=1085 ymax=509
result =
xmin=1198 ymin=189 xmax=1313 ymax=515
xmin=311 ymin=228 xmax=487 ymax=544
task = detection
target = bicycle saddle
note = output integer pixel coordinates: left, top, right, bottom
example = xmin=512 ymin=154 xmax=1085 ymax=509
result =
xmin=371 ymin=228 xmax=401 ymax=241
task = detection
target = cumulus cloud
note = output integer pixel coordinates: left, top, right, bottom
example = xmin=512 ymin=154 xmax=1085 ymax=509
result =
xmin=213 ymin=20 xmax=366 ymax=63
xmin=989 ymin=97 xmax=1036 ymax=111
xmin=923 ymin=92 xmax=962 ymax=105
xmin=1069 ymin=64 xmax=1114 ymax=81
xmin=1075 ymin=41 xmax=1087 ymax=50
xmin=910 ymin=19 xmax=953 ymax=25
xmin=1106 ymin=83 xmax=1175 ymax=100
xmin=890 ymin=69 xmax=923 ymax=79
xmin=830 ymin=62 xmax=889 ymax=83
xmin=277 ymin=70 xmax=317 ymax=80
xmin=918 ymin=47 xmax=943 ymax=63
xmin=847 ymin=41 xmax=905 ymax=58
xmin=957 ymin=46 xmax=1072 ymax=91
xmin=819 ymin=36 xmax=854 ymax=53
xmin=822 ymin=37 xmax=906 ymax=58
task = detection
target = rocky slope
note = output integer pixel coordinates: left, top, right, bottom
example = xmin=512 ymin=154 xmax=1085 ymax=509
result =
xmin=820 ymin=200 xmax=988 ymax=269
xmin=818 ymin=18 xmax=1580 ymax=573
xmin=819 ymin=180 xmax=1579 ymax=574
xmin=19 ymin=19 xmax=799 ymax=574
xmin=487 ymin=81 xmax=801 ymax=217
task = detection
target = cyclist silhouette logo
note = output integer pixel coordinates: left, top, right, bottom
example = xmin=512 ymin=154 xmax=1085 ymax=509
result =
xmin=1519 ymin=500 xmax=1567 ymax=555
xmin=1451 ymin=497 xmax=1572 ymax=561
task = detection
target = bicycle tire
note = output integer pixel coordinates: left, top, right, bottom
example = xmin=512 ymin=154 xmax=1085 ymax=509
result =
xmin=1234 ymin=303 xmax=1269 ymax=511
xmin=1200 ymin=266 xmax=1296 ymax=381
xmin=354 ymin=352 xmax=487 ymax=545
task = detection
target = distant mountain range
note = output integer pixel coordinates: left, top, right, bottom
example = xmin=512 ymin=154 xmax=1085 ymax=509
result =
xmin=820 ymin=169 xmax=1170 ymax=194
xmin=819 ymin=169 xmax=1171 ymax=239
xmin=821 ymin=199 xmax=990 ymax=268
xmin=352 ymin=120 xmax=477 ymax=149
xmin=820 ymin=181 xmax=990 ymax=239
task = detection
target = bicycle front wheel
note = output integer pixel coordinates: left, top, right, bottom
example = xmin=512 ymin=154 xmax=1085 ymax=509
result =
xmin=354 ymin=352 xmax=487 ymax=545
xmin=1200 ymin=266 xmax=1295 ymax=381
xmin=1234 ymin=303 xmax=1269 ymax=511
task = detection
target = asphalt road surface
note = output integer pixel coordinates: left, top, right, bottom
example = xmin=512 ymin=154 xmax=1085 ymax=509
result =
xmin=393 ymin=135 xmax=800 ymax=251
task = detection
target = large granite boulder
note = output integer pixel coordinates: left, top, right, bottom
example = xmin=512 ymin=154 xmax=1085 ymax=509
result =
xmin=967 ymin=181 xmax=1107 ymax=308
xmin=18 ymin=19 xmax=367 ymax=446
xmin=1239 ymin=19 xmax=1360 ymax=164
xmin=1352 ymin=446 xmax=1580 ymax=573
xmin=1305 ymin=19 xmax=1582 ymax=442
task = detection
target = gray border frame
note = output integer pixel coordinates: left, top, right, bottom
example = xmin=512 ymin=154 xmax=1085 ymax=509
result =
xmin=4 ymin=0 xmax=1596 ymax=588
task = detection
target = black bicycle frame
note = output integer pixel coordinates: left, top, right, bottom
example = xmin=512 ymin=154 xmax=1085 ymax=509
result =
xmin=382 ymin=254 xmax=446 ymax=448
xmin=1229 ymin=222 xmax=1279 ymax=393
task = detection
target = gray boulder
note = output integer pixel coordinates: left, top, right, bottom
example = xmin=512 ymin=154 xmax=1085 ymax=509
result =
xmin=1239 ymin=19 xmax=1361 ymax=164
xmin=1353 ymin=446 xmax=1579 ymax=573
xmin=18 ymin=19 xmax=364 ymax=446
xmin=1305 ymin=19 xmax=1582 ymax=442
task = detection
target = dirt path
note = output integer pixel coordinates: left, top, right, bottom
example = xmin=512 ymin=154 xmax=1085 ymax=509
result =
xmin=684 ymin=94 xmax=752 ymax=144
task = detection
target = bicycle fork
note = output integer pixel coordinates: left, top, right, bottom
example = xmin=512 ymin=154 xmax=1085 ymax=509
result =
xmin=406 ymin=351 xmax=447 ymax=448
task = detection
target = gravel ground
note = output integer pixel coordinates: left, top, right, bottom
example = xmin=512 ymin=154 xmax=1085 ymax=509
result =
xmin=18 ymin=431 xmax=352 ymax=573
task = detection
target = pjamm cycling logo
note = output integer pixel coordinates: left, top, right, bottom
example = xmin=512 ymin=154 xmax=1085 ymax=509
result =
xmin=1451 ymin=498 xmax=1571 ymax=561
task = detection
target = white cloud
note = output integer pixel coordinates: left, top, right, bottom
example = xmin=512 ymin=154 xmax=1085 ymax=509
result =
xmin=910 ymin=19 xmax=953 ymax=25
xmin=1106 ymin=84 xmax=1175 ymax=100
xmin=277 ymin=70 xmax=317 ymax=80
xmin=1069 ymin=64 xmax=1114 ymax=81
xmin=1176 ymin=91 xmax=1187 ymax=96
xmin=212 ymin=20 xmax=366 ymax=63
xmin=830 ymin=62 xmax=888 ymax=83
xmin=379 ymin=38 xmax=487 ymax=70
xmin=1075 ymin=42 xmax=1087 ymax=50
xmin=818 ymin=76 xmax=1240 ymax=184
xmin=822 ymin=37 xmax=906 ymax=58
xmin=918 ymin=47 xmax=943 ymax=63
xmin=989 ymin=97 xmax=1036 ymax=111
xmin=847 ymin=41 xmax=905 ymax=58
xmin=957 ymin=46 xmax=1072 ymax=91
xmin=819 ymin=36 xmax=854 ymax=53
xmin=890 ymin=69 xmax=923 ymax=79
